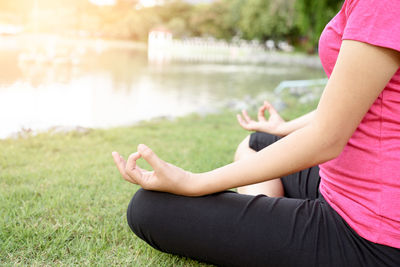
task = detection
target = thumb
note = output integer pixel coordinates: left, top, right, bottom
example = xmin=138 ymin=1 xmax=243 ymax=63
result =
xmin=137 ymin=144 xmax=163 ymax=171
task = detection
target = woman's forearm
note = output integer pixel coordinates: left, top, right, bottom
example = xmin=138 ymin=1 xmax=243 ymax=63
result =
xmin=275 ymin=110 xmax=316 ymax=136
xmin=192 ymin=120 xmax=339 ymax=196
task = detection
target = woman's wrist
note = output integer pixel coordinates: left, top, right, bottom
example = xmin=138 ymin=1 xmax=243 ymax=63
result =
xmin=185 ymin=172 xmax=206 ymax=197
xmin=262 ymin=123 xmax=287 ymax=137
xmin=187 ymin=171 xmax=221 ymax=197
xmin=276 ymin=122 xmax=292 ymax=136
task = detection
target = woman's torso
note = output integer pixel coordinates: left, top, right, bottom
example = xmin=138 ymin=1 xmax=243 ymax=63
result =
xmin=318 ymin=0 xmax=400 ymax=249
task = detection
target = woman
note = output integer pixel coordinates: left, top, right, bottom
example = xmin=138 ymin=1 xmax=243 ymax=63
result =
xmin=112 ymin=0 xmax=400 ymax=266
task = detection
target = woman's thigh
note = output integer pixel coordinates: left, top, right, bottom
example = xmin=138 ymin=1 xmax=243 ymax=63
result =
xmin=127 ymin=189 xmax=399 ymax=267
xmin=249 ymin=132 xmax=321 ymax=200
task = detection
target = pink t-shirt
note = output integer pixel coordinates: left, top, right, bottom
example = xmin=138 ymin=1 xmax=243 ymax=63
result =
xmin=318 ymin=0 xmax=400 ymax=248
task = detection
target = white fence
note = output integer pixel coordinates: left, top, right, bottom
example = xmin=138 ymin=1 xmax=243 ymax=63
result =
xmin=148 ymin=36 xmax=321 ymax=68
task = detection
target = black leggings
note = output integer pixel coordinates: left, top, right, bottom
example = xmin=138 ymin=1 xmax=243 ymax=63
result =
xmin=126 ymin=132 xmax=400 ymax=267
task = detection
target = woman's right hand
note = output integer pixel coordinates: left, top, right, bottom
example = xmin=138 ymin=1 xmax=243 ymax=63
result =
xmin=112 ymin=144 xmax=200 ymax=196
xmin=237 ymin=101 xmax=286 ymax=136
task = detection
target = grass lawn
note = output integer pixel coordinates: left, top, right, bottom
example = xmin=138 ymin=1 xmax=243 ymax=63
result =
xmin=0 ymin=105 xmax=315 ymax=266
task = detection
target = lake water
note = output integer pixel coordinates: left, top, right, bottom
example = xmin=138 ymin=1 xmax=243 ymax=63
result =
xmin=0 ymin=36 xmax=325 ymax=138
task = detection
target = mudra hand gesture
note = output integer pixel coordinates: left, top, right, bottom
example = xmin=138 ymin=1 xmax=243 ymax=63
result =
xmin=112 ymin=144 xmax=196 ymax=196
xmin=237 ymin=100 xmax=285 ymax=135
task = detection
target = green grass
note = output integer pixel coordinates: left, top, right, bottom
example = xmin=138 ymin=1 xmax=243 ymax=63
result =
xmin=0 ymin=106 xmax=316 ymax=266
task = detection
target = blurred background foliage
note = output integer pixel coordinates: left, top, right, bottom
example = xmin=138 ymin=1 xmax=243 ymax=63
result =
xmin=0 ymin=0 xmax=344 ymax=52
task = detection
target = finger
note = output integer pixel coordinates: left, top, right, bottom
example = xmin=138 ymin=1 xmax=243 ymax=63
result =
xmin=126 ymin=152 xmax=141 ymax=168
xmin=257 ymin=105 xmax=267 ymax=121
xmin=126 ymin=153 xmax=150 ymax=173
xmin=236 ymin=114 xmax=251 ymax=130
xmin=241 ymin=109 xmax=253 ymax=123
xmin=264 ymin=101 xmax=278 ymax=115
xmin=112 ymin=152 xmax=134 ymax=182
xmin=126 ymin=152 xmax=148 ymax=173
xmin=137 ymin=144 xmax=164 ymax=172
xmin=236 ymin=114 xmax=245 ymax=127
xmin=112 ymin=151 xmax=126 ymax=173
xmin=125 ymin=152 xmax=142 ymax=184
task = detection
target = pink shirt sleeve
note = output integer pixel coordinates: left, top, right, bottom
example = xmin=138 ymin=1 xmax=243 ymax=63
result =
xmin=342 ymin=0 xmax=400 ymax=52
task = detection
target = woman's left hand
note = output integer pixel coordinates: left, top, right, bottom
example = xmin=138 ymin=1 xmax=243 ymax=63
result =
xmin=112 ymin=144 xmax=198 ymax=196
xmin=237 ymin=101 xmax=286 ymax=135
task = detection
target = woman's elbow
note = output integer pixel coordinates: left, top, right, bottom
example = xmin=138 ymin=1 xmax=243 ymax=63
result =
xmin=311 ymin=126 xmax=348 ymax=163
xmin=324 ymin=141 xmax=345 ymax=161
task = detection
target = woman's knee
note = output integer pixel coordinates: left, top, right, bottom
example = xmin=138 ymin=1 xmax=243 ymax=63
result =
xmin=234 ymin=135 xmax=254 ymax=161
xmin=126 ymin=188 xmax=156 ymax=239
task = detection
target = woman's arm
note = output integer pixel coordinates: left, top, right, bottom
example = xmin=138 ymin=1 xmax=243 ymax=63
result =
xmin=113 ymin=40 xmax=400 ymax=197
xmin=192 ymin=40 xmax=400 ymax=195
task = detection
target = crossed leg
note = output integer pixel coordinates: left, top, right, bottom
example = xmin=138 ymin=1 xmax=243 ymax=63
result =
xmin=234 ymin=135 xmax=284 ymax=197
xmin=125 ymin=132 xmax=399 ymax=267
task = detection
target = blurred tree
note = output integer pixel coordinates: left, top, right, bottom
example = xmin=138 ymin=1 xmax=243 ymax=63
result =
xmin=295 ymin=0 xmax=344 ymax=52
xmin=239 ymin=0 xmax=296 ymax=42
xmin=152 ymin=1 xmax=193 ymax=38
xmin=189 ymin=0 xmax=233 ymax=39
xmin=167 ymin=17 xmax=188 ymax=37
xmin=124 ymin=9 xmax=162 ymax=40
xmin=155 ymin=1 xmax=192 ymax=24
xmin=0 ymin=0 xmax=344 ymax=51
xmin=226 ymin=0 xmax=244 ymax=36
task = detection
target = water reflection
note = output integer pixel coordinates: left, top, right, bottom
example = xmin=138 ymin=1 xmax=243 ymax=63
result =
xmin=0 ymin=36 xmax=325 ymax=139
